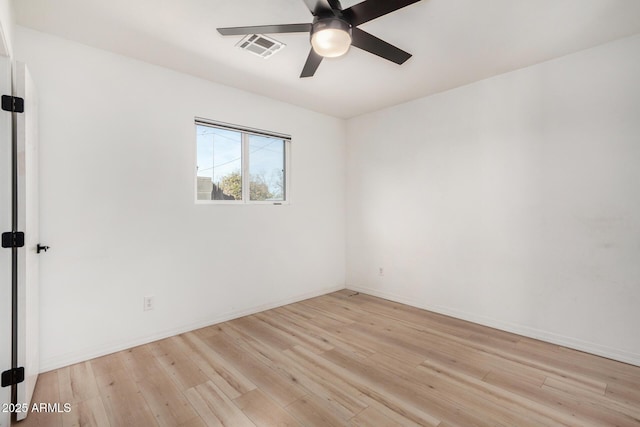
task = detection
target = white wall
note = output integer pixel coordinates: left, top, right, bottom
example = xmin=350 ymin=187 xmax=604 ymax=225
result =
xmin=0 ymin=0 xmax=13 ymax=57
xmin=346 ymin=35 xmax=640 ymax=366
xmin=15 ymin=27 xmax=346 ymax=371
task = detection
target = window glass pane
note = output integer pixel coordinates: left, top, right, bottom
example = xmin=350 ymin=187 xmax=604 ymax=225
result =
xmin=196 ymin=125 xmax=242 ymax=201
xmin=249 ymin=135 xmax=285 ymax=201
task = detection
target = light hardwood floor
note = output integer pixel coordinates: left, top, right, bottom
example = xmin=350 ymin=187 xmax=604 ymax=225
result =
xmin=15 ymin=290 xmax=640 ymax=426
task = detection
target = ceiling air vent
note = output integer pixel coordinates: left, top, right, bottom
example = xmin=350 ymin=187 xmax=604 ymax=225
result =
xmin=236 ymin=34 xmax=285 ymax=59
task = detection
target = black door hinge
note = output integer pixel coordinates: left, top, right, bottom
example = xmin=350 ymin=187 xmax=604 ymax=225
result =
xmin=1 ymin=231 xmax=25 ymax=248
xmin=1 ymin=367 xmax=25 ymax=387
xmin=1 ymin=95 xmax=24 ymax=113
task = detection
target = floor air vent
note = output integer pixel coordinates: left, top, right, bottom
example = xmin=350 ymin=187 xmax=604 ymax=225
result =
xmin=237 ymin=34 xmax=285 ymax=59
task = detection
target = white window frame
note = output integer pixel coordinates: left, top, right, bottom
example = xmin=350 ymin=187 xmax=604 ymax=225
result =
xmin=195 ymin=118 xmax=291 ymax=205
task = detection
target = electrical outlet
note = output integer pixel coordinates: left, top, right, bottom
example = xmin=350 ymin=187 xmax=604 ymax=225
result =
xmin=143 ymin=295 xmax=155 ymax=311
xmin=379 ymin=267 xmax=384 ymax=276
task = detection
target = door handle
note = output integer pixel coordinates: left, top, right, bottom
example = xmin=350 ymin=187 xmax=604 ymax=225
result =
xmin=37 ymin=244 xmax=50 ymax=254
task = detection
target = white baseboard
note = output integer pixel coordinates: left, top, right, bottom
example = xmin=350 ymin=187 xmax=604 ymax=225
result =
xmin=348 ymin=285 xmax=640 ymax=367
xmin=43 ymin=283 xmax=639 ymax=371
xmin=40 ymin=284 xmax=345 ymax=372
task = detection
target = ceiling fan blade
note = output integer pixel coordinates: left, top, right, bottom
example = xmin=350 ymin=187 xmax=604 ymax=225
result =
xmin=328 ymin=0 xmax=344 ymax=10
xmin=300 ymin=48 xmax=323 ymax=78
xmin=217 ymin=23 xmax=311 ymax=36
xmin=350 ymin=27 xmax=411 ymax=64
xmin=343 ymin=0 xmax=421 ymax=26
xmin=300 ymin=0 xmax=334 ymax=15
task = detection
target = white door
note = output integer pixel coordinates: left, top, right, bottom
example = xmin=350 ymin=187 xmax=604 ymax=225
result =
xmin=0 ymin=55 xmax=12 ymax=427
xmin=14 ymin=61 xmax=39 ymax=422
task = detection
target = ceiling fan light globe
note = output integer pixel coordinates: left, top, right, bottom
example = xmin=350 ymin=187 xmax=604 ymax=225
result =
xmin=311 ymin=28 xmax=352 ymax=58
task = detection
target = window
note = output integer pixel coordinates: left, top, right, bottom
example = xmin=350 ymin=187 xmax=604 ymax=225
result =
xmin=195 ymin=119 xmax=290 ymax=203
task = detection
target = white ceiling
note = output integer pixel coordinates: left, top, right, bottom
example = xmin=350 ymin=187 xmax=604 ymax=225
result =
xmin=13 ymin=0 xmax=640 ymax=118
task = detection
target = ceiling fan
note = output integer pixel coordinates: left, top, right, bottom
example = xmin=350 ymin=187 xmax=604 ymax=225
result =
xmin=217 ymin=0 xmax=422 ymax=78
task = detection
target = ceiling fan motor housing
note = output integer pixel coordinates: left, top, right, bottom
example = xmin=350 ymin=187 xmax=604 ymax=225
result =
xmin=311 ymin=16 xmax=352 ymax=36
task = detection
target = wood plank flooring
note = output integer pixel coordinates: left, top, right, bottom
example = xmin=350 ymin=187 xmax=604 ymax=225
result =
xmin=15 ymin=290 xmax=640 ymax=426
